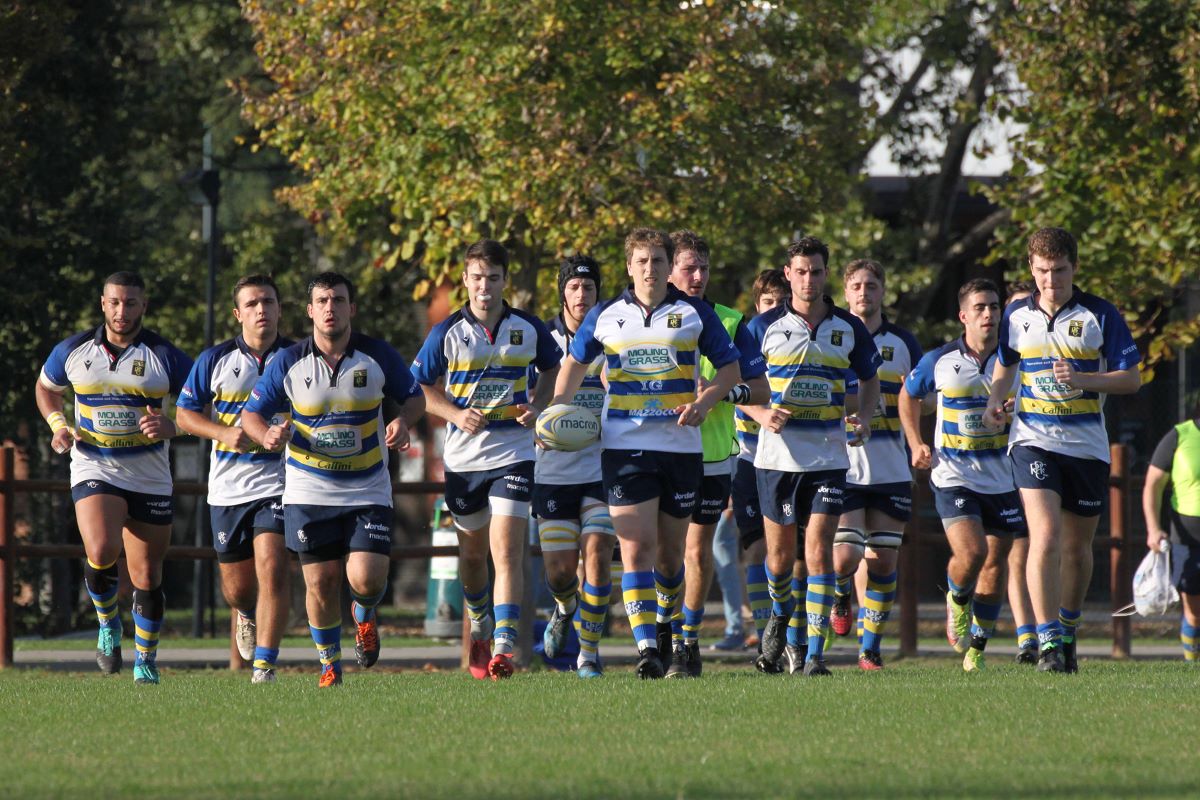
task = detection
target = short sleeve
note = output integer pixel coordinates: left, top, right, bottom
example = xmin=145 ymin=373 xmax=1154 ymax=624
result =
xmin=1099 ymin=303 xmax=1140 ymax=372
xmin=997 ymin=305 xmax=1020 ymax=366
xmin=531 ymin=318 xmax=564 ymax=372
xmin=732 ymin=320 xmax=766 ymax=380
xmin=176 ymin=349 xmax=215 ymax=412
xmin=847 ymin=317 xmax=881 ymax=380
xmin=904 ymin=351 xmax=937 ymax=399
xmin=695 ymin=302 xmax=738 ymax=369
xmin=244 ymin=356 xmax=289 ymax=418
xmin=1149 ymin=427 xmax=1180 ymax=472
xmin=39 ymin=338 xmax=75 ymax=390
xmin=568 ymin=305 xmax=605 ymax=365
xmin=411 ymin=322 xmax=451 ymax=385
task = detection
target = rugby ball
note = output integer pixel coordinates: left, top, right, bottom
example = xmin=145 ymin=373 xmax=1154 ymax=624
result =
xmin=536 ymin=404 xmax=601 ymax=452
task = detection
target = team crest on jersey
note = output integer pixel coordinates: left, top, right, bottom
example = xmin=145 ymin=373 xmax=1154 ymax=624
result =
xmin=831 ymin=330 xmax=843 ymax=346
xmin=881 ymin=345 xmax=894 ymax=361
xmin=1068 ymin=320 xmax=1083 ymax=337
xmin=132 ymin=359 xmax=145 ymax=377
xmin=353 ymin=369 xmax=367 ymax=388
xmin=667 ymin=314 xmax=682 ymax=329
xmin=510 ymin=329 xmax=523 ymax=345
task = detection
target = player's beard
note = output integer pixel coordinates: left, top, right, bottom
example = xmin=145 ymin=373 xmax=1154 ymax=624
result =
xmin=106 ymin=316 xmax=142 ymax=340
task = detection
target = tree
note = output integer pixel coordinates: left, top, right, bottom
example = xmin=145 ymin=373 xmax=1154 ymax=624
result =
xmin=987 ymin=0 xmax=1200 ymax=377
xmin=240 ymin=0 xmax=872 ymax=309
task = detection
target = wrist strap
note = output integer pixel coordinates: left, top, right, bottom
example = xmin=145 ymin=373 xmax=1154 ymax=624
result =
xmin=725 ymin=383 xmax=750 ymax=405
xmin=47 ymin=412 xmax=69 ymax=433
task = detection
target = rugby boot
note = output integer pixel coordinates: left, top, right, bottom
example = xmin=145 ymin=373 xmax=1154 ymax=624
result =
xmin=783 ymin=644 xmax=805 ymax=675
xmin=352 ymin=604 xmax=381 ymax=668
xmin=636 ymin=647 xmax=665 ymax=679
xmin=858 ymin=650 xmax=884 ymax=671
xmin=1015 ymin=647 xmax=1038 ymax=666
xmin=830 ymin=594 xmax=853 ymax=637
xmin=760 ymin=613 xmax=788 ymax=665
xmin=1062 ymin=638 xmax=1079 ymax=674
xmin=487 ymin=652 xmax=515 ymax=680
xmin=251 ymin=667 xmax=277 ymax=684
xmin=96 ymin=622 xmax=123 ymax=675
xmin=235 ymin=613 xmax=256 ymax=662
xmin=945 ymin=590 xmax=970 ymax=653
xmin=543 ymin=602 xmax=573 ymax=659
xmin=802 ymin=657 xmax=832 ymax=677
xmin=318 ymin=665 xmax=343 ymax=687
xmin=664 ymin=643 xmax=691 ymax=678
xmin=1036 ymin=646 xmax=1066 ymax=673
xmin=133 ymin=662 xmax=159 ymax=685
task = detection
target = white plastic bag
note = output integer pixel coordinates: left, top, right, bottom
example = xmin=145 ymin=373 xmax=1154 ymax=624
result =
xmin=1114 ymin=542 xmax=1179 ymax=617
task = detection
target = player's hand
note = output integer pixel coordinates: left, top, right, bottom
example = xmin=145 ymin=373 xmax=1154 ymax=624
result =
xmin=1146 ymin=528 xmax=1168 ymax=553
xmin=983 ymin=400 xmax=1007 ymax=431
xmin=385 ymin=417 xmax=411 ymax=451
xmin=1052 ymin=358 xmax=1077 ymax=388
xmin=764 ymin=407 xmax=791 ymax=434
xmin=1003 ymin=397 xmax=1015 ymax=415
xmin=674 ymin=402 xmax=707 ymax=427
xmin=515 ymin=403 xmax=541 ymax=428
xmin=262 ymin=419 xmax=292 ymax=452
xmin=51 ymin=426 xmax=79 ymax=455
xmin=219 ymin=425 xmax=253 ymax=454
xmin=139 ymin=406 xmax=175 ymax=440
xmin=845 ymin=414 xmax=870 ymax=447
xmin=456 ymin=407 xmax=488 ymax=435
xmin=910 ymin=443 xmax=932 ymax=470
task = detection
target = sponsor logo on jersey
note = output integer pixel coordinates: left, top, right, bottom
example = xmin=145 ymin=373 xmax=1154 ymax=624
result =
xmin=786 ymin=378 xmax=832 ymax=406
xmin=232 ymin=366 xmax=241 ymax=378
xmin=313 ymin=426 xmax=360 ymax=456
xmin=92 ymin=406 xmax=141 ymax=435
xmin=621 ymin=344 xmax=676 ymax=376
xmin=84 ymin=360 xmax=93 ymax=370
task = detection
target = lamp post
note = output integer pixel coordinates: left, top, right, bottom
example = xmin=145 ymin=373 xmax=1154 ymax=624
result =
xmin=183 ymin=131 xmax=220 ymax=638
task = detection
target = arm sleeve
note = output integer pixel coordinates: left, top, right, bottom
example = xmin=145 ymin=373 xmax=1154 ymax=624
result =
xmin=902 ymin=330 xmax=924 ymax=369
xmin=531 ymin=319 xmax=564 ymax=372
xmin=732 ymin=320 xmax=766 ymax=379
xmin=243 ymin=356 xmax=289 ymax=418
xmin=379 ymin=343 xmax=421 ymax=402
xmin=997 ymin=305 xmax=1020 ymax=366
xmin=1149 ymin=428 xmax=1179 ymax=472
xmin=1099 ymin=303 xmax=1141 ymax=371
xmin=847 ymin=318 xmax=881 ymax=380
xmin=176 ymin=349 xmax=213 ymax=412
xmin=695 ymin=302 xmax=738 ymax=369
xmin=410 ymin=324 xmax=450 ymax=385
xmin=904 ymin=351 xmax=937 ymax=399
xmin=39 ymin=338 xmax=74 ymax=390
xmin=568 ymin=305 xmax=605 ymax=364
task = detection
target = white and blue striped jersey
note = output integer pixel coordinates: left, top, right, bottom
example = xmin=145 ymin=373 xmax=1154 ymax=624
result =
xmin=734 ymin=407 xmax=760 ymax=464
xmin=568 ymin=285 xmax=740 ymax=454
xmin=846 ymin=319 xmax=921 ymax=486
xmin=412 ymin=303 xmax=562 ymax=473
xmin=905 ymin=338 xmax=1015 ymax=494
xmin=534 ymin=314 xmax=604 ymax=486
xmin=748 ymin=299 xmax=881 ymax=473
xmin=244 ymin=332 xmax=420 ymax=507
xmin=177 ymin=335 xmax=294 ymax=506
xmin=39 ymin=327 xmax=193 ymax=496
xmin=998 ymin=288 xmax=1140 ymax=463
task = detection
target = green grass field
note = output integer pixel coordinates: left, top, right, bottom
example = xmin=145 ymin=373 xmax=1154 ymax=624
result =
xmin=2 ymin=659 xmax=1197 ymax=799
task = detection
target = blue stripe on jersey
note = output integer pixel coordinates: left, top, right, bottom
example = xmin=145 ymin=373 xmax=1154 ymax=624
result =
xmin=214 ymin=450 xmax=281 ymax=464
xmin=76 ymin=441 xmax=163 ymax=457
xmin=1019 ymin=411 xmax=1102 ymax=427
xmin=942 ymin=446 xmax=1007 ymax=459
xmin=73 ymin=394 xmax=163 ymax=409
xmin=608 ymin=378 xmax=695 ymax=396
xmin=212 ymin=397 xmax=250 ymax=414
xmin=291 ymin=407 xmax=380 ymax=427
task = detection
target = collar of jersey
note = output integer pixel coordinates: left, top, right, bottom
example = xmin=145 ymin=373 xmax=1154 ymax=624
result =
xmin=618 ymin=283 xmax=687 ymax=312
xmin=783 ymin=295 xmax=836 ymax=328
xmin=462 ymin=301 xmax=513 ymax=338
xmin=307 ymin=332 xmax=359 ymax=360
xmin=92 ymin=324 xmax=146 ymax=352
xmin=235 ymin=333 xmax=288 ymax=360
xmin=955 ymin=335 xmax=997 ymax=367
xmin=1024 ymin=285 xmax=1082 ymax=320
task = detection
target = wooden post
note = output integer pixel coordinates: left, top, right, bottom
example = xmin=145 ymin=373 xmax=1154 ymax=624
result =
xmin=1109 ymin=443 xmax=1132 ymax=659
xmin=898 ymin=479 xmax=921 ymax=658
xmin=0 ymin=447 xmax=14 ymax=668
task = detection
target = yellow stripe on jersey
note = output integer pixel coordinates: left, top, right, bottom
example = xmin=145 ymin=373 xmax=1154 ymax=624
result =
xmin=73 ymin=383 xmax=161 ymax=399
xmin=941 ymin=433 xmax=1010 ymax=451
xmin=446 ymin=375 xmax=529 ymax=400
xmin=1016 ymin=343 xmax=1101 ymax=361
xmin=1017 ymin=396 xmax=1102 ymax=415
xmin=291 ymin=395 xmax=380 ymax=417
xmin=764 ymin=352 xmax=851 ymax=369
xmin=770 ymin=403 xmax=844 ymax=421
xmin=446 ymin=354 xmax=537 ymax=372
xmin=942 ymin=384 xmax=986 ymax=400
xmin=286 ymin=442 xmax=384 ymax=472
xmin=607 ymin=392 xmax=695 ymax=411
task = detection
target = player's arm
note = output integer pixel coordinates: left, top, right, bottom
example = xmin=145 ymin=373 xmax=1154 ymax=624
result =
xmin=421 ymin=381 xmax=486 ymax=435
xmin=517 ymin=364 xmax=559 ymax=427
xmin=727 ymin=320 xmax=769 ymax=405
xmin=35 ymin=379 xmax=78 ymax=454
xmin=984 ymin=360 xmax=1019 ymax=429
xmin=549 ymin=356 xmax=588 ymax=406
xmin=898 ymin=384 xmax=931 ymax=470
xmin=241 ymin=358 xmax=291 ymax=452
xmin=846 ymin=374 xmax=879 ymax=446
xmin=678 ymin=360 xmax=740 ymax=427
xmin=1141 ymin=465 xmax=1171 ymax=552
xmin=176 ymin=406 xmax=253 ymax=453
xmin=1052 ymin=362 xmax=1141 ymax=395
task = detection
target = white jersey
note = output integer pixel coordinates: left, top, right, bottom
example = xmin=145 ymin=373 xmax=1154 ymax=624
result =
xmin=243 ymin=332 xmax=421 ymax=507
xmin=412 ymin=303 xmax=562 ymax=473
xmin=998 ymin=288 xmax=1140 ymax=463
xmin=905 ymin=338 xmax=1016 ymax=494
xmin=846 ymin=319 xmax=921 ymax=486
xmin=534 ymin=315 xmax=604 ymax=486
xmin=177 ymin=335 xmax=293 ymax=506
xmin=39 ymin=327 xmax=193 ymax=496
xmin=748 ymin=299 xmax=881 ymax=473
xmin=568 ymin=285 xmax=740 ymax=454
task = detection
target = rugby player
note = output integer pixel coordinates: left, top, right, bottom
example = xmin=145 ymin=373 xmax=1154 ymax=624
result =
xmin=984 ymin=228 xmax=1141 ymax=673
xmin=534 ymin=255 xmax=615 ymax=678
xmin=831 ymin=259 xmax=921 ymax=670
xmin=664 ymin=230 xmax=768 ymax=678
xmin=412 ymin=240 xmax=562 ymax=680
xmin=550 ymin=227 xmax=741 ymax=679
xmin=900 ymin=279 xmax=1025 ymax=672
xmin=176 ymin=274 xmax=293 ymax=683
xmin=36 ymin=271 xmax=193 ymax=684
xmin=749 ymin=237 xmax=881 ymax=676
xmin=243 ymin=272 xmax=425 ymax=687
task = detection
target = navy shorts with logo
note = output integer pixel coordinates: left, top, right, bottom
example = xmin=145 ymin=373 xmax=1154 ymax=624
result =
xmin=693 ymin=471 xmax=733 ymax=526
xmin=932 ymin=485 xmax=1027 ymax=537
xmin=445 ymin=460 xmax=534 ymax=517
xmin=71 ymin=479 xmax=173 ymax=525
xmin=756 ymin=468 xmax=846 ymax=526
xmin=1011 ymin=444 xmax=1108 ymax=517
xmin=731 ymin=458 xmax=765 ymax=548
xmin=283 ymin=503 xmax=394 ymax=563
xmin=210 ymin=496 xmax=284 ymax=563
xmin=601 ymin=449 xmax=702 ymax=519
xmin=842 ymin=481 xmax=913 ymax=522
xmin=533 ymin=480 xmax=605 ymax=521
xmin=1174 ymin=543 xmax=1200 ymax=595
